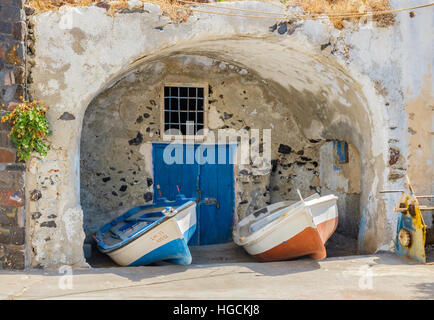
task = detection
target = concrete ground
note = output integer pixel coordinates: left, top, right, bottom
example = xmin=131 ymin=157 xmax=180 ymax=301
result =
xmin=0 ymin=251 xmax=433 ymax=300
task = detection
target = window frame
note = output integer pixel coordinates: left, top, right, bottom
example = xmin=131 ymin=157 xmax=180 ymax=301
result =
xmin=160 ymin=82 xmax=209 ymax=141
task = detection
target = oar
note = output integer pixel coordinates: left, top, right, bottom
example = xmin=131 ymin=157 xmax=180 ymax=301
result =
xmin=297 ymin=189 xmax=305 ymax=203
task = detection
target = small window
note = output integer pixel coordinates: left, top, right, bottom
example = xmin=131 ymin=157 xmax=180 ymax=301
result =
xmin=163 ymin=85 xmax=206 ymax=136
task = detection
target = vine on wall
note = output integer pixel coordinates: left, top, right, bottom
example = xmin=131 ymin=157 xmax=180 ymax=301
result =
xmin=1 ymin=99 xmax=52 ymax=162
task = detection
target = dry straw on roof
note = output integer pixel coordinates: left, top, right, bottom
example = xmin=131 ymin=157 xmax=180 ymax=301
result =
xmin=26 ymin=0 xmax=395 ymax=27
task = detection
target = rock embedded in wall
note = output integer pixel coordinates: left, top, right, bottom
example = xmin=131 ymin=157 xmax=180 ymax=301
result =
xmin=59 ymin=112 xmax=75 ymax=121
xmin=270 ymin=142 xmax=321 ymax=203
xmin=388 ymin=147 xmax=400 ymax=166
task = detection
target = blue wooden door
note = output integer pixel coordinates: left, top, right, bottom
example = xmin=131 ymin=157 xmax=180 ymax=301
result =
xmin=152 ymin=143 xmax=235 ymax=245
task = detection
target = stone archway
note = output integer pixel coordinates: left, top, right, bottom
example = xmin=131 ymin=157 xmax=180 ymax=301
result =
xmin=26 ymin=4 xmax=392 ymax=268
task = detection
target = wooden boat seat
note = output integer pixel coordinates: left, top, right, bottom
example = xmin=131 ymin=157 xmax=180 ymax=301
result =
xmin=109 ymin=229 xmax=128 ymax=241
xmin=134 ymin=206 xmax=168 ymax=214
xmin=249 ymin=201 xmax=299 ymax=234
xmin=124 ymin=207 xmax=168 ymax=222
xmin=104 ymin=207 xmax=169 ymax=242
xmin=125 ymin=216 xmax=160 ymax=223
xmin=246 ymin=194 xmax=319 ymax=235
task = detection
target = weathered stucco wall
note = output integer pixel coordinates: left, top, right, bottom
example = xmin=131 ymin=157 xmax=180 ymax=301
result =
xmin=320 ymin=141 xmax=361 ymax=238
xmin=24 ymin=1 xmax=432 ymax=268
xmin=406 ymin=72 xmax=433 ymax=228
xmin=398 ymin=0 xmax=433 ymax=228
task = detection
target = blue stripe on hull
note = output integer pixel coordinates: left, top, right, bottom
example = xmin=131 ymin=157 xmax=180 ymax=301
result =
xmin=128 ymin=237 xmax=192 ymax=266
xmin=183 ymin=223 xmax=197 ymax=244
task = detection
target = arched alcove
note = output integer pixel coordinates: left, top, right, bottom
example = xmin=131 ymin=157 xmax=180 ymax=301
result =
xmin=77 ymin=39 xmax=387 ymax=265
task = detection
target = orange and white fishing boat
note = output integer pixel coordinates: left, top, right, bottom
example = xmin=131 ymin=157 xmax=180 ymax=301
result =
xmin=233 ymin=192 xmax=338 ymax=261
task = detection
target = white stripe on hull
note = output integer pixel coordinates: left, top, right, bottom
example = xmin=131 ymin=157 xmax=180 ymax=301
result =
xmin=243 ymin=208 xmax=315 ymax=256
xmin=107 ymin=204 xmax=197 ymax=266
xmin=174 ymin=205 xmax=196 ymax=236
xmin=107 ymin=218 xmax=182 ymax=266
xmin=236 ymin=195 xmax=338 ymax=256
xmin=308 ymin=197 xmax=339 ymax=226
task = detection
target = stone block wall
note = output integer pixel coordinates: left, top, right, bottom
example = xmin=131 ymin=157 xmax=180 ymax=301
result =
xmin=0 ymin=0 xmax=26 ymax=269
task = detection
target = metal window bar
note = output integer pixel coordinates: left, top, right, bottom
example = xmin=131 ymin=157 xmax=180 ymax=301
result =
xmin=164 ymin=86 xmax=204 ymax=135
xmin=177 ymin=87 xmax=181 ymax=133
xmin=195 ymin=87 xmax=198 ymax=134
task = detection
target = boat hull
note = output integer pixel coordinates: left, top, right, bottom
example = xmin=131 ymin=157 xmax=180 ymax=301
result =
xmin=236 ymin=195 xmax=338 ymax=262
xmin=107 ymin=217 xmax=193 ymax=266
xmin=253 ymin=217 xmax=338 ymax=261
xmin=96 ymin=199 xmax=197 ymax=266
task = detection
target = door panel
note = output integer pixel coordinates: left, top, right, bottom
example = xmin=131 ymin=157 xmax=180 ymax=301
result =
xmin=152 ymin=143 xmax=235 ymax=245
xmin=197 ymin=144 xmax=235 ymax=245
xmin=152 ymin=143 xmax=199 ymax=201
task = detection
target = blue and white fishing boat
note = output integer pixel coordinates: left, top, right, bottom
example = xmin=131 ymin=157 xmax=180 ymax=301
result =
xmin=93 ymin=195 xmax=196 ymax=266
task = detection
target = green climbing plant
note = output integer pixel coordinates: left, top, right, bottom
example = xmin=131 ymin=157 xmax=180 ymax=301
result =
xmin=1 ymin=99 xmax=52 ymax=162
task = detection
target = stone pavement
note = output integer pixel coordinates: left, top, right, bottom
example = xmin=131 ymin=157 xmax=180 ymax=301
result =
xmin=0 ymin=252 xmax=432 ymax=300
